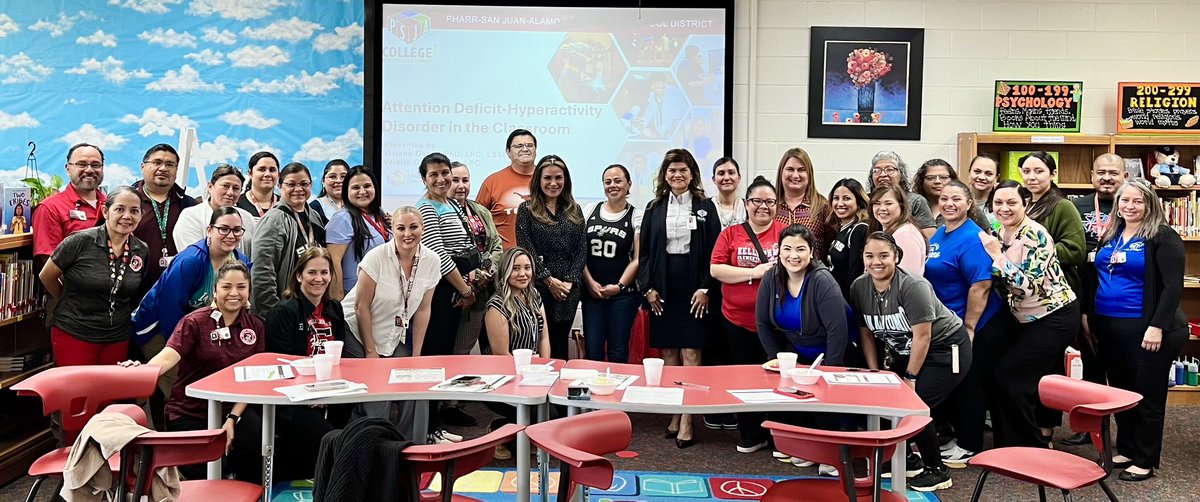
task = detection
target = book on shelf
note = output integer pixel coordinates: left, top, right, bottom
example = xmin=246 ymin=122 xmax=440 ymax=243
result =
xmin=2 ymin=187 xmax=30 ymax=235
xmin=0 ymin=254 xmax=38 ymax=319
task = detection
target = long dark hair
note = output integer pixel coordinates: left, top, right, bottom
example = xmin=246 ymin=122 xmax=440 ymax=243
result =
xmin=318 ymin=159 xmax=349 ymax=197
xmin=912 ymin=158 xmax=956 ymax=202
xmin=527 ymin=155 xmax=582 ymax=225
xmin=773 ymin=223 xmax=815 ymax=299
xmin=988 ymin=179 xmax=1034 ymax=215
xmin=1020 ymin=151 xmax=1064 ymax=222
xmin=245 ymin=151 xmax=279 ymax=192
xmin=341 ymin=165 xmax=388 ymax=260
xmin=651 ymin=148 xmax=706 ymax=208
xmin=825 ymin=178 xmax=869 ymax=228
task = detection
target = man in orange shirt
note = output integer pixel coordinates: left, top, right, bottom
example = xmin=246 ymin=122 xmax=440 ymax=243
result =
xmin=475 ymin=129 xmax=537 ymax=248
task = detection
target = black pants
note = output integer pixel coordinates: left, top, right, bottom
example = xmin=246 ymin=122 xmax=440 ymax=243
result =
xmin=1094 ymin=314 xmax=1187 ymax=468
xmin=168 ymin=408 xmax=264 ymax=483
xmin=547 ymin=319 xmax=574 ymax=361
xmin=721 ymin=319 xmax=769 ymax=443
xmin=910 ymin=327 xmax=973 ymax=470
xmin=1078 ymin=320 xmax=1108 ymax=385
xmin=992 ymin=301 xmax=1079 ymax=448
xmin=425 ymin=279 xmax=463 ymax=357
xmin=945 ymin=312 xmax=1012 ymax=452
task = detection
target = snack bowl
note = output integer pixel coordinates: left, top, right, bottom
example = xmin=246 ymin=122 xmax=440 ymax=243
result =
xmin=518 ymin=364 xmax=552 ymax=379
xmin=290 ymin=358 xmax=317 ymax=376
xmin=787 ymin=368 xmax=823 ymax=386
xmin=585 ymin=376 xmax=619 ymax=395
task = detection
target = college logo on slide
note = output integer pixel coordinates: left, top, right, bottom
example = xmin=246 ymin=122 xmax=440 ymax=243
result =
xmin=389 ymin=11 xmax=431 ymax=44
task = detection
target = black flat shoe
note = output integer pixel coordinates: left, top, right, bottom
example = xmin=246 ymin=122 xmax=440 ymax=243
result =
xmin=676 ymin=437 xmax=696 ymax=449
xmin=664 ymin=429 xmax=678 ymax=439
xmin=1060 ymin=432 xmax=1090 ymax=446
xmin=1119 ymin=468 xmax=1154 ymax=482
xmin=1112 ymin=458 xmax=1133 ymax=469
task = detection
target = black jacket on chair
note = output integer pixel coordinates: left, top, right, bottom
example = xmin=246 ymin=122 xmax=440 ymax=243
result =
xmin=637 ymin=194 xmax=721 ymax=301
xmin=313 ymin=417 xmax=417 ymax=502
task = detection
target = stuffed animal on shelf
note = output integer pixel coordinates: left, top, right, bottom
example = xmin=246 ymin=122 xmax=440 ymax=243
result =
xmin=1152 ymin=146 xmax=1196 ymax=188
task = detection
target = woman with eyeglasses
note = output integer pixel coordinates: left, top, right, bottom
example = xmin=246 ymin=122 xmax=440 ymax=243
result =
xmin=774 ymin=148 xmax=831 ymax=260
xmin=40 ymin=187 xmax=149 ymax=366
xmin=237 ymin=151 xmax=280 ymax=222
xmin=310 ymin=159 xmax=348 ymax=226
xmin=978 ymin=180 xmax=1079 ymax=449
xmin=251 ymin=162 xmax=325 ymax=315
xmin=175 ymin=165 xmax=258 ymax=254
xmin=868 ymin=185 xmax=927 ymax=277
xmin=516 ymin=154 xmax=587 ymax=360
xmin=326 ymin=166 xmax=390 ymax=300
xmin=912 ymin=159 xmax=957 ymax=226
xmin=581 ymin=164 xmax=642 ymax=363
xmin=1089 ymin=181 xmax=1186 ymax=482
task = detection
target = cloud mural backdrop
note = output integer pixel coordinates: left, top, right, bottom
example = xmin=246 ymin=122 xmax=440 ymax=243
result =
xmin=0 ymin=0 xmax=364 ymax=194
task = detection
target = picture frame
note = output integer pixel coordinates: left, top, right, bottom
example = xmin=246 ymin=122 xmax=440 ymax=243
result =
xmin=807 ymin=26 xmax=924 ymax=140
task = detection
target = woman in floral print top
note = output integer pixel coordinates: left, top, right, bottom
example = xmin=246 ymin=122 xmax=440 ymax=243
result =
xmin=977 ymin=180 xmax=1080 ymax=449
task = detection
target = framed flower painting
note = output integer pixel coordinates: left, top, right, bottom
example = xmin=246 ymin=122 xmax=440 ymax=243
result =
xmin=807 ymin=27 xmax=924 ymax=140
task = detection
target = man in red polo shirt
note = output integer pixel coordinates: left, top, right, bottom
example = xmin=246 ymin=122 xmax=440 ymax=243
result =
xmin=33 ymin=143 xmax=108 ymax=268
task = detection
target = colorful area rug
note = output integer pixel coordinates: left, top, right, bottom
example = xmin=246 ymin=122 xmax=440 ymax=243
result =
xmin=272 ymin=469 xmax=942 ymax=501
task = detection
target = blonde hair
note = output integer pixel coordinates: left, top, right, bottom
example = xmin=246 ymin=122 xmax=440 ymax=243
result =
xmin=1100 ymin=180 xmax=1167 ymax=245
xmin=775 ymin=147 xmax=827 ymax=216
xmin=492 ymin=247 xmax=543 ymax=328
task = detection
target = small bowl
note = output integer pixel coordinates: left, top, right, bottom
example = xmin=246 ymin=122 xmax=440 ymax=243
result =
xmin=290 ymin=358 xmax=317 ymax=376
xmin=518 ymin=364 xmax=552 ymax=379
xmin=585 ymin=376 xmax=619 ymax=395
xmin=787 ymin=368 xmax=823 ymax=386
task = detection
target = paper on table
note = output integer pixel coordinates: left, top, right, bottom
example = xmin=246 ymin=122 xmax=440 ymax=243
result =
xmin=389 ymin=368 xmax=446 ymax=384
xmin=823 ymin=372 xmax=901 ymax=385
xmin=728 ymin=389 xmax=804 ymax=404
xmin=620 ymin=386 xmax=684 ymax=406
xmin=517 ymin=372 xmax=560 ymax=386
xmin=560 ymin=368 xmax=599 ymax=380
xmin=273 ymin=379 xmax=367 ymax=402
xmin=429 ymin=374 xmax=514 ymax=393
xmin=235 ymin=365 xmax=295 ymax=382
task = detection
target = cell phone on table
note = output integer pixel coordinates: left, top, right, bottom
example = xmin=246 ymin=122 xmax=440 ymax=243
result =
xmin=451 ymin=375 xmax=482 ymax=385
xmin=304 ymin=381 xmax=349 ymax=392
xmin=774 ymin=387 xmax=815 ymax=399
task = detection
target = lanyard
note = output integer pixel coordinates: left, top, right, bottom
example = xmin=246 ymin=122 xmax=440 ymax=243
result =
xmin=364 ymin=214 xmax=391 ymax=243
xmin=1093 ymin=194 xmax=1111 ymax=236
xmin=289 ymin=209 xmax=313 ymax=246
xmin=142 ymin=187 xmax=171 ymax=261
xmin=107 ymin=238 xmax=131 ymax=322
xmin=247 ymin=191 xmax=277 ymax=217
xmin=396 ymin=247 xmax=420 ymax=329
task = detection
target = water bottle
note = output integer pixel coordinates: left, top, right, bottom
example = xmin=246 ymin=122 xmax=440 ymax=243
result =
xmin=1188 ymin=358 xmax=1199 ymax=387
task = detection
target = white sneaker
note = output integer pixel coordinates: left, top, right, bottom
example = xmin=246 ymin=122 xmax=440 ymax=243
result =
xmin=430 ymin=429 xmax=462 ymax=443
xmin=772 ymin=450 xmax=793 ymax=463
xmin=940 ymin=444 xmax=976 ymax=467
xmin=791 ymin=457 xmax=816 ymax=468
xmin=939 ymin=438 xmax=957 ymax=452
xmin=818 ymin=464 xmax=839 ymax=477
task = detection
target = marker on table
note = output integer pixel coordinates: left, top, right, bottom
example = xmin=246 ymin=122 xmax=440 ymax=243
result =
xmin=674 ymin=381 xmax=710 ymax=390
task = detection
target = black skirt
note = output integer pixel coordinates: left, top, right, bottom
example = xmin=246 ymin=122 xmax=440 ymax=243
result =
xmin=649 ymin=254 xmax=708 ymax=349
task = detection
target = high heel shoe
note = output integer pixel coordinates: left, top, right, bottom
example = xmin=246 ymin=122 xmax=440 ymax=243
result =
xmin=675 ymin=437 xmax=696 ymax=449
xmin=664 ymin=429 xmax=678 ymax=439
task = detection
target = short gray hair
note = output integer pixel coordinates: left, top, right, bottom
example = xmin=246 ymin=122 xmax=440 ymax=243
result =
xmin=868 ymin=150 xmax=910 ymax=191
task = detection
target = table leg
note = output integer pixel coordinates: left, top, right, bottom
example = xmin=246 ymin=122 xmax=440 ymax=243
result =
xmin=890 ymin=415 xmax=906 ymax=494
xmin=207 ymin=399 xmax=222 ymax=479
xmin=261 ymin=404 xmax=276 ymax=502
xmin=867 ymin=415 xmax=880 ymax=432
xmin=538 ymin=403 xmax=549 ymax=502
xmin=413 ymin=400 xmax=430 ymax=444
xmin=516 ymin=405 xmax=531 ymax=501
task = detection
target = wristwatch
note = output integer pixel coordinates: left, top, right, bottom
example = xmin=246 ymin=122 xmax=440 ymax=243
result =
xmin=900 ymin=369 xmax=919 ymax=381
xmin=225 ymin=413 xmax=241 ymax=425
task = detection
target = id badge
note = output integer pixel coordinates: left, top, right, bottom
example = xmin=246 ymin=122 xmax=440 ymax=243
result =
xmin=687 ymin=216 xmax=697 ymax=230
xmin=159 ymin=248 xmax=171 ymax=267
xmin=951 ymin=344 xmax=960 ymax=374
xmin=1087 ymin=251 xmax=1096 ymax=263
xmin=395 ymin=315 xmax=409 ymax=330
xmin=1112 ymin=251 xmax=1127 ymax=264
xmin=210 ymin=326 xmax=231 ymax=341
xmin=832 ymin=240 xmax=846 ymax=252
xmin=69 ymin=210 xmax=87 ymax=221
xmin=296 ymin=244 xmax=309 ymax=257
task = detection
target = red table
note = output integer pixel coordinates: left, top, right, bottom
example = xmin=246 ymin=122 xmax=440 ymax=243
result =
xmin=187 ymin=353 xmax=558 ymax=501
xmin=548 ymin=359 xmax=930 ymax=495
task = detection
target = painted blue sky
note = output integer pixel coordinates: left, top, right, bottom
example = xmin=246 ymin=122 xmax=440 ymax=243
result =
xmin=0 ymin=0 xmax=365 ymax=193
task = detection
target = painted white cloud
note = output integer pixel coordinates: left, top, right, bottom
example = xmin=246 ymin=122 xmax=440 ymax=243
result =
xmin=29 ymin=12 xmax=77 ymax=38
xmin=76 ymin=29 xmax=117 ymax=48
xmin=293 ymin=129 xmax=363 ymax=163
xmin=103 ymin=162 xmax=139 ymax=187
xmin=0 ymin=111 xmax=39 ymax=130
xmin=238 ymin=64 xmax=359 ymax=96
xmin=61 ymin=124 xmax=129 ymax=150
xmin=0 ymin=14 xmax=19 ymax=38
xmin=145 ymin=65 xmax=224 ymax=92
xmin=227 ymin=45 xmax=289 ymax=68
xmin=0 ymin=53 xmax=53 ymax=84
xmin=192 ymin=135 xmax=274 ymax=167
xmin=200 ymin=27 xmax=236 ymax=45
xmin=63 ymin=56 xmax=151 ymax=84
xmin=314 ymin=22 xmax=363 ymax=53
xmin=138 ymin=28 xmax=197 ymax=48
xmin=220 ymin=109 xmax=279 ymax=129
xmin=0 ymin=167 xmax=48 ymax=186
xmin=108 ymin=0 xmax=184 ymax=15
xmin=241 ymin=17 xmax=321 ymax=43
xmin=184 ymin=49 xmax=224 ymax=66
xmin=188 ymin=0 xmax=286 ymax=21
xmin=119 ymin=107 xmax=195 ymax=137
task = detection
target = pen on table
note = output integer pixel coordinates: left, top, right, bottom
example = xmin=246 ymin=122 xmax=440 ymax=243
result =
xmin=846 ymin=368 xmax=880 ymax=372
xmin=674 ymin=381 xmax=710 ymax=390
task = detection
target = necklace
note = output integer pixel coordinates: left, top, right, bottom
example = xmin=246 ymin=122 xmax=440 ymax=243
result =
xmin=107 ymin=237 xmax=131 ymax=323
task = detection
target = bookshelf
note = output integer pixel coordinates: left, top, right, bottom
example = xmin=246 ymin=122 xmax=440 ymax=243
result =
xmin=957 ymin=133 xmax=1200 ymax=402
xmin=0 ymin=233 xmax=52 ymax=486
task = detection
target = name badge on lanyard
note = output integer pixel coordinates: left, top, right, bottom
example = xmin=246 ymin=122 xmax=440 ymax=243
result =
xmin=1111 ymin=251 xmax=1127 ymax=264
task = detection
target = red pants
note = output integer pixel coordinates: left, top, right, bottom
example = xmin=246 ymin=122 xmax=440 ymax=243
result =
xmin=51 ymin=327 xmax=129 ymax=366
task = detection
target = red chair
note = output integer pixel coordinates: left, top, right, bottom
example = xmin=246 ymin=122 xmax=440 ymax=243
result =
xmin=403 ymin=423 xmax=525 ymax=501
xmin=12 ymin=365 xmax=159 ymax=502
xmin=968 ymin=375 xmax=1142 ymax=502
xmin=761 ymin=415 xmax=933 ymax=502
xmin=115 ymin=429 xmax=262 ymax=502
xmin=524 ymin=410 xmax=633 ymax=500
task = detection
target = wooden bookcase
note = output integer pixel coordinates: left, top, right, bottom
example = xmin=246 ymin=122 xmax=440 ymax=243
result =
xmin=958 ymin=133 xmax=1200 ymax=403
xmin=0 ymin=234 xmax=53 ymax=486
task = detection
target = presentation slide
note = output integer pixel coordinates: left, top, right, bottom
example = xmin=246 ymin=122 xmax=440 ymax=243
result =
xmin=378 ymin=3 xmax=729 ymax=210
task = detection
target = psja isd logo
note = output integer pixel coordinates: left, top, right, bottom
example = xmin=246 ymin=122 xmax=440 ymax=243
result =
xmin=389 ymin=11 xmax=430 ymax=44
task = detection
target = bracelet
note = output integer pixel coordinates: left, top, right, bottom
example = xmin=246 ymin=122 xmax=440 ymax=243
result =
xmin=900 ymin=369 xmax=919 ymax=381
xmin=225 ymin=413 xmax=241 ymax=425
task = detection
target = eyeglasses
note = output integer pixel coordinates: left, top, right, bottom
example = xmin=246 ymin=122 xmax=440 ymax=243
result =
xmin=510 ymin=143 xmax=536 ymax=151
xmin=70 ymin=161 xmax=104 ymax=170
xmin=142 ymin=159 xmax=177 ymax=169
xmin=210 ymin=225 xmax=246 ymax=236
xmin=923 ymin=175 xmax=951 ymax=182
xmin=747 ymin=198 xmax=777 ymax=207
xmin=282 ymin=181 xmax=312 ymax=190
xmin=871 ymin=167 xmax=899 ymax=175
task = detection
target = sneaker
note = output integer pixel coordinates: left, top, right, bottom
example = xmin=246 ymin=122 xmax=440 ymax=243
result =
xmin=910 ymin=465 xmax=953 ymax=492
xmin=939 ymin=438 xmax=957 ymax=452
xmin=818 ymin=464 xmax=839 ymax=477
xmin=494 ymin=444 xmax=512 ymax=460
xmin=881 ymin=452 xmax=924 ymax=478
xmin=736 ymin=439 xmax=768 ymax=454
xmin=791 ymin=457 xmax=815 ymax=468
xmin=429 ymin=431 xmax=454 ymax=445
xmin=431 ymin=429 xmax=462 ymax=443
xmin=722 ymin=415 xmax=739 ymax=430
xmin=703 ymin=416 xmax=725 ymax=430
xmin=440 ymin=404 xmax=478 ymax=426
xmin=940 ymin=445 xmax=976 ymax=467
xmin=772 ymin=450 xmax=793 ymax=463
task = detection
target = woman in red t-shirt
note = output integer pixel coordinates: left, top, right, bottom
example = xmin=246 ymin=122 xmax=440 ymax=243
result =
xmin=710 ymin=176 xmax=784 ymax=453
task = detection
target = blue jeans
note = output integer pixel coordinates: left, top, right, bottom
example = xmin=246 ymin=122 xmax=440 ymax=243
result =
xmin=581 ymin=293 xmax=640 ymax=363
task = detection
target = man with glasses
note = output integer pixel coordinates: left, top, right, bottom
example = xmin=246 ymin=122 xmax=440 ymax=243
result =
xmin=33 ymin=143 xmax=109 ymax=267
xmin=477 ymin=129 xmax=538 ymax=248
xmin=132 ymin=143 xmax=199 ymax=297
xmin=1059 ymin=153 xmax=1128 ymax=446
xmin=867 ymin=150 xmax=938 ymax=238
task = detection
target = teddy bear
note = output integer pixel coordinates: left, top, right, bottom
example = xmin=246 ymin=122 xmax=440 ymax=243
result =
xmin=1152 ymin=146 xmax=1196 ymax=188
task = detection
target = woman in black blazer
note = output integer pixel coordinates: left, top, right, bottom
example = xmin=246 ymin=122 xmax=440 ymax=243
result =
xmin=638 ymin=148 xmax=721 ymax=448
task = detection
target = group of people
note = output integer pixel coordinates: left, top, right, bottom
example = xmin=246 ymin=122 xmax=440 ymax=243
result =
xmin=34 ymin=130 xmax=1185 ymax=491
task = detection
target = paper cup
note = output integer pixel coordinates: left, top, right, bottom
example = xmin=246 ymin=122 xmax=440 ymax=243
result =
xmin=512 ymin=348 xmax=534 ymax=369
xmin=313 ymin=353 xmax=335 ymax=381
xmin=777 ymin=352 xmax=798 ymax=373
xmin=323 ymin=341 xmax=344 ymax=365
xmin=643 ymin=357 xmax=665 ymax=386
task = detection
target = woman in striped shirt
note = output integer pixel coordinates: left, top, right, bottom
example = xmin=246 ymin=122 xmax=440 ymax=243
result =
xmin=415 ymin=152 xmax=478 ymax=357
xmin=774 ymin=148 xmax=832 ymax=261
